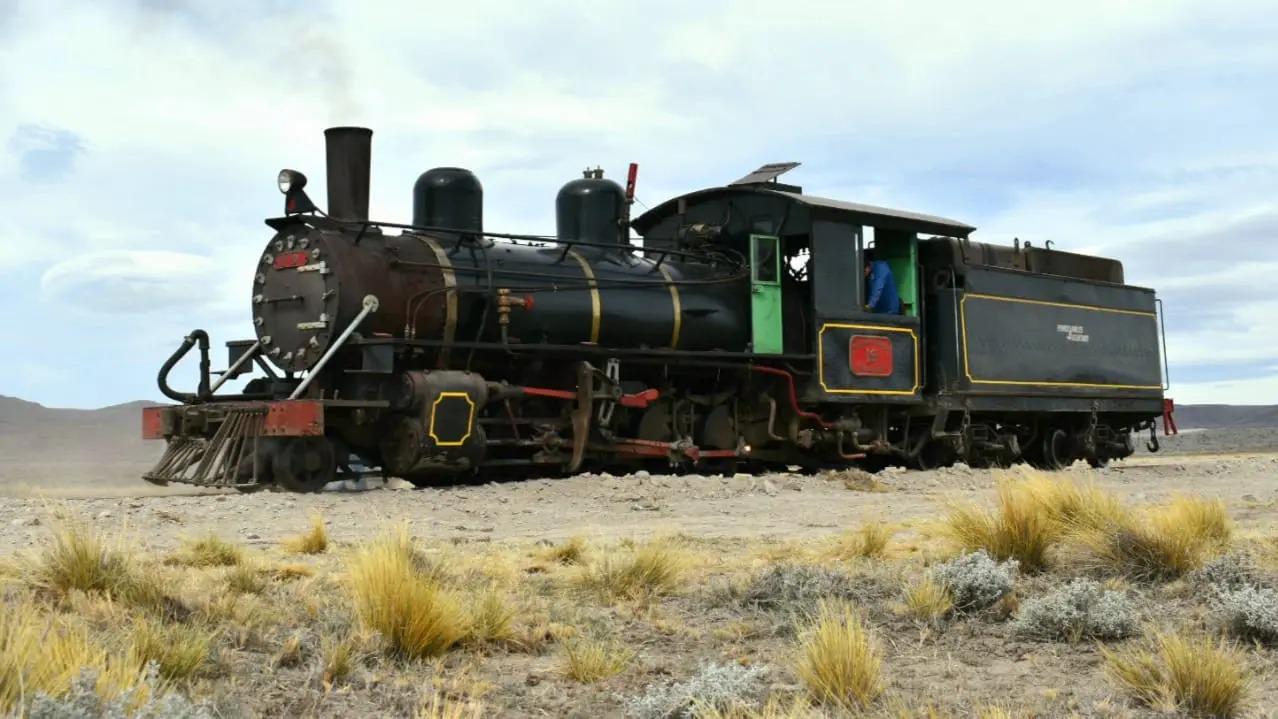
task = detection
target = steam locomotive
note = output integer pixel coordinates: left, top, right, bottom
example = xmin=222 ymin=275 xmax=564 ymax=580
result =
xmin=141 ymin=127 xmax=1167 ymax=491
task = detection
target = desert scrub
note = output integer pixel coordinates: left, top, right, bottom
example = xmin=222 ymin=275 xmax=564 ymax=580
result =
xmin=932 ymin=550 xmax=1017 ymax=612
xmin=346 ymin=527 xmax=469 ymax=659
xmin=560 ymin=637 xmax=633 ymax=683
xmin=575 ymin=539 xmax=684 ymax=601
xmin=900 ymin=574 xmax=955 ymax=623
xmin=25 ymin=667 xmax=212 ymax=719
xmin=734 ymin=563 xmax=867 ymax=612
xmin=831 ymin=523 xmax=893 ymax=561
xmin=1102 ymin=631 xmax=1248 ymax=717
xmin=1013 ymin=578 xmax=1138 ymax=641
xmin=282 ymin=513 xmax=329 ymax=555
xmin=1071 ymin=495 xmax=1232 ymax=581
xmin=1210 ymin=584 xmax=1278 ymax=644
xmin=626 ymin=662 xmax=769 ymax=719
xmin=225 ymin=563 xmax=267 ymax=594
xmin=793 ymin=600 xmax=883 ymax=711
xmin=168 ymin=534 xmax=244 ymax=568
xmin=1019 ymin=472 xmax=1127 ymax=531
xmin=943 ymin=477 xmax=1060 ymax=571
xmin=1191 ymin=552 xmax=1265 ymax=590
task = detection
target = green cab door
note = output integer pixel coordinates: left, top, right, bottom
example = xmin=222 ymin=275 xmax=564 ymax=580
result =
xmin=750 ymin=234 xmax=783 ymax=354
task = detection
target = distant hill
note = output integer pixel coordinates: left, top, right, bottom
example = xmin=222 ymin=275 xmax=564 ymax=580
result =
xmin=1172 ymin=404 xmax=1278 ymax=430
xmin=0 ymin=395 xmax=164 ymax=491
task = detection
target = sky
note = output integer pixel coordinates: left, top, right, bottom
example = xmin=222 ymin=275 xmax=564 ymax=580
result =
xmin=1 ymin=0 xmax=1276 ymax=408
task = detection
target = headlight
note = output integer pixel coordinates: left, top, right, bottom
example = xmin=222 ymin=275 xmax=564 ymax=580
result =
xmin=278 ymin=169 xmax=306 ymax=194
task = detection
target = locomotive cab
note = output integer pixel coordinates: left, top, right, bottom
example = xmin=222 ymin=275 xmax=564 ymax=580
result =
xmin=633 ymin=166 xmax=975 ymax=404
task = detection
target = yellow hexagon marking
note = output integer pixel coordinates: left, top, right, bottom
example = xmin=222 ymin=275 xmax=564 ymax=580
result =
xmin=428 ymin=391 xmax=476 ymax=447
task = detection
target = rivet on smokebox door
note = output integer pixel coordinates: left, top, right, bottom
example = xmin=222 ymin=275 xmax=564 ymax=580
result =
xmin=274 ymin=240 xmax=284 ymax=252
xmin=299 ymin=237 xmax=310 ymax=249
xmin=254 ymin=317 xmax=264 ymax=327
xmin=261 ymin=336 xmax=272 ymax=345
xmin=255 ymin=273 xmax=265 ymax=284
xmin=253 ymin=295 xmax=263 ymax=304
xmin=311 ymin=248 xmax=322 ymax=258
xmin=261 ymin=254 xmax=274 ymax=265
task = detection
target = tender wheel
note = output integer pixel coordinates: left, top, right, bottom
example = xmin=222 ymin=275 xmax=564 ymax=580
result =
xmin=1086 ymin=455 xmax=1110 ymax=469
xmin=274 ymin=437 xmax=337 ymax=493
xmin=1041 ymin=428 xmax=1073 ymax=470
xmin=913 ymin=441 xmax=956 ymax=471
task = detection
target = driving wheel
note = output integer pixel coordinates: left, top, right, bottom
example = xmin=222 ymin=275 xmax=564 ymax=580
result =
xmin=274 ymin=437 xmax=337 ymax=493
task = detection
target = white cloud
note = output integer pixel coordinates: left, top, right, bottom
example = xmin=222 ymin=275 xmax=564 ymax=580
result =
xmin=40 ymin=249 xmax=218 ymax=313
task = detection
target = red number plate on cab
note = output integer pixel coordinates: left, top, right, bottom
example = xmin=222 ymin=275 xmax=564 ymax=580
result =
xmin=849 ymin=335 xmax=893 ymax=377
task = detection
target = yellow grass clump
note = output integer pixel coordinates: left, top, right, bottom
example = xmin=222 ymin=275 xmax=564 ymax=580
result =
xmin=575 ymin=539 xmax=685 ymax=600
xmin=226 ymin=563 xmax=267 ymax=594
xmin=1019 ymin=473 xmax=1128 ymax=531
xmin=1102 ymin=631 xmax=1248 ymax=717
xmin=282 ymin=513 xmax=330 ymax=555
xmin=900 ymin=575 xmax=954 ymax=623
xmin=832 ymin=523 xmax=894 ymax=560
xmin=694 ymin=694 xmax=815 ymax=718
xmin=320 ymin=634 xmax=360 ymax=687
xmin=466 ymin=586 xmax=516 ymax=644
xmin=346 ymin=527 xmax=470 ymax=659
xmin=0 ymin=602 xmax=147 ymax=712
xmin=127 ymin=617 xmax=214 ymax=681
xmin=169 ymin=534 xmax=244 ymax=567
xmin=540 ymin=535 xmax=588 ymax=564
xmin=944 ymin=477 xmax=1060 ymax=572
xmin=794 ymin=599 xmax=884 ymax=710
xmin=560 ymin=637 xmax=633 ymax=683
xmin=26 ymin=519 xmax=133 ymax=597
xmin=1072 ymin=496 xmax=1232 ymax=580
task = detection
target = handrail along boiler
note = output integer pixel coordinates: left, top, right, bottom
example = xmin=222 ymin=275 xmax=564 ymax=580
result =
xmin=141 ymin=127 xmax=1168 ymax=491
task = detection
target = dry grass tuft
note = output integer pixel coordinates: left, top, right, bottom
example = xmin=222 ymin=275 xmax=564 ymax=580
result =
xmin=693 ymin=694 xmax=814 ymax=719
xmin=832 ymin=523 xmax=894 ymax=560
xmin=900 ymin=575 xmax=954 ymax=623
xmin=1020 ymin=474 xmax=1128 ymax=531
xmin=417 ymin=691 xmax=485 ymax=719
xmin=561 ymin=637 xmax=634 ymax=683
xmin=272 ymin=562 xmax=316 ymax=581
xmin=541 ymin=535 xmax=589 ymax=565
xmin=169 ymin=534 xmax=244 ymax=567
xmin=282 ymin=513 xmax=330 ymax=555
xmin=127 ymin=617 xmax=215 ymax=681
xmin=1072 ymin=496 xmax=1232 ymax=581
xmin=321 ymin=633 xmax=360 ymax=687
xmin=346 ymin=527 xmax=470 ymax=659
xmin=226 ymin=563 xmax=267 ymax=594
xmin=466 ymin=586 xmax=516 ymax=644
xmin=26 ymin=519 xmax=133 ymax=597
xmin=0 ymin=602 xmax=145 ymax=712
xmin=943 ymin=477 xmax=1060 ymax=572
xmin=794 ymin=599 xmax=883 ymax=710
xmin=576 ymin=540 xmax=685 ymax=601
xmin=1103 ymin=631 xmax=1247 ymax=717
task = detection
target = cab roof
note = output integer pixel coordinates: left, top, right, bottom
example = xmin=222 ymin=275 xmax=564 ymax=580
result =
xmin=632 ymin=185 xmax=976 ymax=239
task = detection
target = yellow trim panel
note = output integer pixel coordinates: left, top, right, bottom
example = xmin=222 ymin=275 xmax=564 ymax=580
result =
xmin=428 ymin=391 xmax=476 ymax=447
xmin=657 ymin=264 xmax=681 ymax=349
xmin=418 ymin=236 xmax=458 ymax=346
xmin=817 ymin=323 xmax=920 ymax=396
xmin=566 ymin=250 xmax=601 ymax=344
xmin=959 ymin=293 xmax=1162 ymax=390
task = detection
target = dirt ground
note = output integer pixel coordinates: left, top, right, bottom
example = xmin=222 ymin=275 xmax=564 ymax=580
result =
xmin=1 ymin=428 xmax=1276 ymax=717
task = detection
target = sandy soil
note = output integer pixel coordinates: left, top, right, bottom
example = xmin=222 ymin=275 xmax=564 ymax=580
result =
xmin=0 ymin=429 xmax=1275 ymax=717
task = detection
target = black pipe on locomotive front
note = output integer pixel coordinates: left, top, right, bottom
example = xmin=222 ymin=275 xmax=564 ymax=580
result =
xmin=324 ymin=126 xmax=372 ymax=221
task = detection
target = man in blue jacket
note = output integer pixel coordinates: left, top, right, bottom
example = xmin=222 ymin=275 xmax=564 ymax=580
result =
xmin=864 ymin=251 xmax=901 ymax=314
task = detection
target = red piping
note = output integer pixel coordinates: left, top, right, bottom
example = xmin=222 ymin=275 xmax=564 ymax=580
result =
xmin=750 ymin=365 xmax=834 ymax=429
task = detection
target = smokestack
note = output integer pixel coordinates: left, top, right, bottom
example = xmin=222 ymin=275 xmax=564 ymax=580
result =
xmin=324 ymin=127 xmax=372 ymax=221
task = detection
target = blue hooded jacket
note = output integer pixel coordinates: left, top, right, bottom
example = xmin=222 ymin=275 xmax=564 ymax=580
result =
xmin=866 ymin=260 xmax=901 ymax=314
